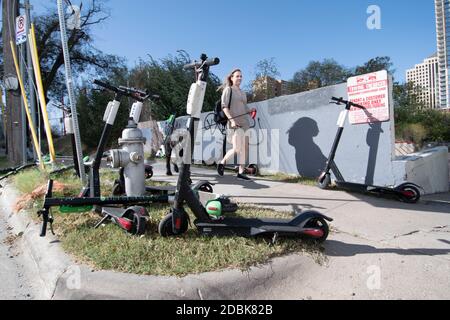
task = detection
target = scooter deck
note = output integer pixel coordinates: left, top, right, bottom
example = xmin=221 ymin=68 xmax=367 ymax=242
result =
xmin=146 ymin=185 xmax=176 ymax=193
xmin=195 ymin=212 xmax=332 ymax=238
xmin=335 ymin=181 xmax=396 ymax=194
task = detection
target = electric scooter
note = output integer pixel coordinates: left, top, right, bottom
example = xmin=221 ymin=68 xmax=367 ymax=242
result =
xmin=158 ymin=54 xmax=333 ymax=243
xmin=317 ymin=97 xmax=422 ymax=203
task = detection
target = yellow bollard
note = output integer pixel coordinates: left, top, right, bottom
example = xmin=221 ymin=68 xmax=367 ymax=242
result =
xmin=9 ymin=41 xmax=45 ymax=170
xmin=29 ymin=24 xmax=56 ymax=164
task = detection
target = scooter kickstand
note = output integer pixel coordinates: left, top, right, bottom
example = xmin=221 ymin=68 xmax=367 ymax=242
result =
xmin=94 ymin=215 xmax=111 ymax=229
xmin=271 ymin=232 xmax=279 ymax=246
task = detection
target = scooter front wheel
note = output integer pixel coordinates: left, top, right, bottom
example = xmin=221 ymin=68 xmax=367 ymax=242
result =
xmin=158 ymin=212 xmax=189 ymax=237
xmin=317 ymin=173 xmax=331 ymax=190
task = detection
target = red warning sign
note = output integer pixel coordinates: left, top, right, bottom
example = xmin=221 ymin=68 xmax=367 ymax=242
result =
xmin=347 ymin=70 xmax=390 ymax=125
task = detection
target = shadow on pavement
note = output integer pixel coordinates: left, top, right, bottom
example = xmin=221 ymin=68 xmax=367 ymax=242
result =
xmin=324 ymin=188 xmax=450 ymax=215
xmin=325 ymin=240 xmax=450 ymax=257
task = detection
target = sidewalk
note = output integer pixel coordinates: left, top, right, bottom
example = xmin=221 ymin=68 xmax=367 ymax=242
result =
xmin=1 ymin=162 xmax=449 ymax=300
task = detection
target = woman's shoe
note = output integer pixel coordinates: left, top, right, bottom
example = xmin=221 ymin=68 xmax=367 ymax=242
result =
xmin=217 ymin=164 xmax=225 ymax=176
xmin=237 ymin=173 xmax=251 ymax=181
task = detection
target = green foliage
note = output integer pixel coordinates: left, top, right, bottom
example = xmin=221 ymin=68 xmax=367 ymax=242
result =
xmin=394 ymin=82 xmax=450 ymax=143
xmin=353 ymin=56 xmax=395 ymax=76
xmin=75 ymin=51 xmax=222 ymax=150
xmin=291 ymin=59 xmax=351 ymax=93
xmin=397 ymin=123 xmax=427 ymax=145
xmin=128 ymin=51 xmax=221 ymax=121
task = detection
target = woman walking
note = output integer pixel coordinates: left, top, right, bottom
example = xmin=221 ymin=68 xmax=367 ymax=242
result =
xmin=217 ymin=69 xmax=255 ymax=181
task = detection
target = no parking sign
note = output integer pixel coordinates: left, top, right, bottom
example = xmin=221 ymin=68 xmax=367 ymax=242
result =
xmin=347 ymin=70 xmax=391 ymax=125
xmin=16 ymin=15 xmax=27 ymax=45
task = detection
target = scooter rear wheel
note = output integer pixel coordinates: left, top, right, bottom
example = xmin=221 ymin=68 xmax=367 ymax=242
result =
xmin=246 ymin=164 xmax=259 ymax=176
xmin=397 ymin=184 xmax=421 ymax=204
xmin=145 ymin=166 xmax=154 ymax=179
xmin=114 ymin=207 xmax=148 ymax=236
xmin=304 ymin=217 xmax=329 ymax=243
xmin=198 ymin=183 xmax=214 ymax=194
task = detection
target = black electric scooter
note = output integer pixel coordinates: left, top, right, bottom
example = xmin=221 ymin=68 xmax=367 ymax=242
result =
xmin=158 ymin=54 xmax=332 ymax=243
xmin=318 ymin=97 xmax=422 ymax=203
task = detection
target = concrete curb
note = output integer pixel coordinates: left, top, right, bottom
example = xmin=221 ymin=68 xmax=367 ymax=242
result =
xmin=0 ymin=183 xmax=318 ymax=300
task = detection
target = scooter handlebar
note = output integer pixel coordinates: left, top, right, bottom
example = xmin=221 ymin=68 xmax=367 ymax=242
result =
xmin=94 ymin=80 xmax=156 ymax=102
xmin=93 ymin=80 xmax=119 ymax=93
xmin=183 ymin=57 xmax=220 ymax=70
xmin=330 ymin=97 xmax=365 ymax=109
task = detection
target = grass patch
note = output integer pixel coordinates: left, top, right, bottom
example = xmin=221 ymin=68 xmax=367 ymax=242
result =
xmin=260 ymin=173 xmax=317 ymax=186
xmin=57 ymin=205 xmax=325 ymax=277
xmin=10 ymin=167 xmax=326 ymax=277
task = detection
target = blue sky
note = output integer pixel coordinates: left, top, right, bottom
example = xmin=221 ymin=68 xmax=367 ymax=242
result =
xmin=30 ymin=0 xmax=437 ymax=85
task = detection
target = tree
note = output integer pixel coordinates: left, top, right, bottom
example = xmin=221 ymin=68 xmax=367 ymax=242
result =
xmin=353 ymin=56 xmax=395 ymax=76
xmin=254 ymin=57 xmax=280 ymax=79
xmin=31 ymin=0 xmax=123 ymax=101
xmin=291 ymin=59 xmax=351 ymax=93
xmin=76 ymin=66 xmax=130 ymax=149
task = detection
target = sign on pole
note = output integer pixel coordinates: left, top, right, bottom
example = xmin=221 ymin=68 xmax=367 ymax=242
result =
xmin=347 ymin=70 xmax=390 ymax=125
xmin=16 ymin=15 xmax=27 ymax=45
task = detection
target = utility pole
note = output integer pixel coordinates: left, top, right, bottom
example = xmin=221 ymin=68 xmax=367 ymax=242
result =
xmin=19 ymin=38 xmax=27 ymax=164
xmin=2 ymin=0 xmax=25 ymax=165
xmin=23 ymin=0 xmax=37 ymax=161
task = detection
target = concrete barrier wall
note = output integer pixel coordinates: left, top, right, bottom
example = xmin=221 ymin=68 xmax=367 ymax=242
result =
xmin=393 ymin=147 xmax=449 ymax=194
xmin=196 ymin=83 xmax=399 ymax=187
xmin=158 ymin=81 xmax=448 ymax=195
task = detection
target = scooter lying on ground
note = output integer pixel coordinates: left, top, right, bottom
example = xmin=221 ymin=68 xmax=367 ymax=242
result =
xmin=158 ymin=54 xmax=333 ymax=243
xmin=317 ymin=97 xmax=422 ymax=203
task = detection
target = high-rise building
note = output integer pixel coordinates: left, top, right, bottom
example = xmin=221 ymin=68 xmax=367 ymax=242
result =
xmin=406 ymin=54 xmax=440 ymax=109
xmin=435 ymin=0 xmax=450 ymax=108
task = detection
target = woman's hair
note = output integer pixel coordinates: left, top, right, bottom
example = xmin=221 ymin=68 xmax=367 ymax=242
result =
xmin=218 ymin=69 xmax=242 ymax=92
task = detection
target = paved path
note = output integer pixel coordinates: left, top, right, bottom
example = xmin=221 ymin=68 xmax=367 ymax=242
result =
xmin=0 ymin=209 xmax=37 ymax=300
xmin=150 ymin=161 xmax=450 ymax=299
